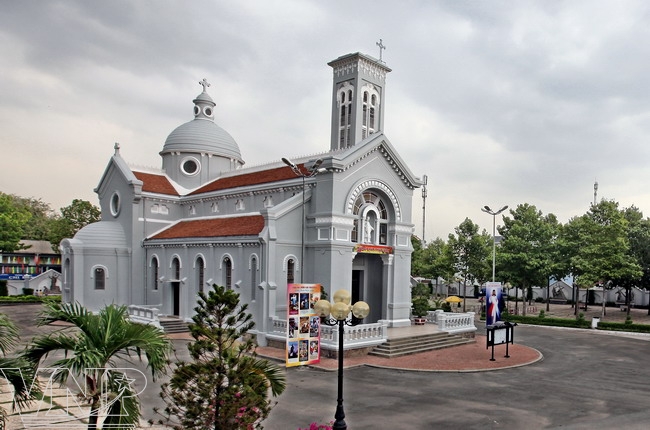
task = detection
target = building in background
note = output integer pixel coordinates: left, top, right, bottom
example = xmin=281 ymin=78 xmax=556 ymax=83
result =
xmin=0 ymin=240 xmax=62 ymax=295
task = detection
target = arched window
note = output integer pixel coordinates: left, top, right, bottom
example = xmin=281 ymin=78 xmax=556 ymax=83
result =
xmin=361 ymin=87 xmax=379 ymax=139
xmin=251 ymin=256 xmax=258 ymax=301
xmin=352 ymin=191 xmax=389 ymax=245
xmin=196 ymin=257 xmax=205 ymax=294
xmin=172 ymin=257 xmax=181 ymax=280
xmin=338 ymin=85 xmax=353 ymax=149
xmin=94 ymin=267 xmax=105 ymax=290
xmin=287 ymin=259 xmax=295 ymax=285
xmin=64 ymin=258 xmax=70 ymax=284
xmin=223 ymin=257 xmax=232 ymax=290
xmin=151 ymin=257 xmax=159 ymax=291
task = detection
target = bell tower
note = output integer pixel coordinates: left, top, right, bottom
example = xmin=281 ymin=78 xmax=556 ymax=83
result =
xmin=328 ymin=52 xmax=392 ymax=151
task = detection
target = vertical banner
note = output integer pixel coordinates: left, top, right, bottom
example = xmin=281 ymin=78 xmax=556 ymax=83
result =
xmin=485 ymin=282 xmax=503 ymax=326
xmin=286 ymin=283 xmax=321 ymax=367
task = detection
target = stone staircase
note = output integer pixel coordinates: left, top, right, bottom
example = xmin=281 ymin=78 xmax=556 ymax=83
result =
xmin=159 ymin=317 xmax=190 ymax=334
xmin=369 ymin=332 xmax=474 ymax=358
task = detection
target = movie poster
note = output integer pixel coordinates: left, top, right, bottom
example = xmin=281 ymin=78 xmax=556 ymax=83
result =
xmin=286 ymin=283 xmax=321 ymax=367
xmin=485 ymin=282 xmax=503 ymax=326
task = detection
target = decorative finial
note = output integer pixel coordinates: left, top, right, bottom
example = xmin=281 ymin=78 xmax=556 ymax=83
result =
xmin=199 ymin=78 xmax=211 ymax=92
xmin=114 ymin=142 xmax=120 ymax=155
xmin=376 ymin=39 xmax=386 ymax=63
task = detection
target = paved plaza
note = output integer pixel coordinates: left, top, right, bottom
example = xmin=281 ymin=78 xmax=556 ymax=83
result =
xmin=2 ymin=303 xmax=650 ymax=429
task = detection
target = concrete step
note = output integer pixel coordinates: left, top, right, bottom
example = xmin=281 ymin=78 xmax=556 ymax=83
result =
xmin=369 ymin=332 xmax=474 ymax=358
xmin=160 ymin=318 xmax=190 ymax=334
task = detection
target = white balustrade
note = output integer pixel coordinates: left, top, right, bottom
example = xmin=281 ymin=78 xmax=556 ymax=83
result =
xmin=436 ymin=311 xmax=477 ymax=335
xmin=128 ymin=304 xmax=162 ymax=328
xmin=266 ymin=316 xmax=387 ymax=350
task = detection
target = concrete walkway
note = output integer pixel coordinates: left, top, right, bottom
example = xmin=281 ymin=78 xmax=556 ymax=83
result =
xmin=2 ymin=302 xmax=649 ymax=429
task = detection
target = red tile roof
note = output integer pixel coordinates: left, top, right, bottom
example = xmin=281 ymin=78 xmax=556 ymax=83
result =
xmin=190 ymin=164 xmax=307 ymax=195
xmin=133 ymin=171 xmax=179 ymax=196
xmin=149 ymin=215 xmax=265 ymax=240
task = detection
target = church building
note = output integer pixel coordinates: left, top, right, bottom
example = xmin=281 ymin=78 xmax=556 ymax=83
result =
xmin=60 ymin=52 xmax=423 ymax=345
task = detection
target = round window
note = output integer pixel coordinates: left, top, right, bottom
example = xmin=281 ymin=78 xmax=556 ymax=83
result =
xmin=193 ymin=106 xmax=200 ymax=116
xmin=203 ymin=106 xmax=213 ymax=117
xmin=181 ymin=157 xmax=201 ymax=176
xmin=110 ymin=192 xmax=121 ymax=217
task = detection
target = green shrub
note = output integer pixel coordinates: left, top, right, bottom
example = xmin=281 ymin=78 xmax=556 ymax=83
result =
xmin=597 ymin=320 xmax=650 ymax=333
xmin=534 ymin=297 xmax=544 ymax=303
xmin=411 ymin=283 xmax=430 ymax=317
xmin=538 ymin=310 xmax=545 ymax=319
xmin=0 ymin=295 xmax=61 ymax=304
xmin=625 ymin=315 xmax=633 ymax=325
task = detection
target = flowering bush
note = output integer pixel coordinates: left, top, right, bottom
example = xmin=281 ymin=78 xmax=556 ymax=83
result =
xmin=298 ymin=422 xmax=334 ymax=430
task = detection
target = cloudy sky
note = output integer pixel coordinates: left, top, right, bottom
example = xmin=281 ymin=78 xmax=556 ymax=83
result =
xmin=2 ymin=0 xmax=649 ymax=239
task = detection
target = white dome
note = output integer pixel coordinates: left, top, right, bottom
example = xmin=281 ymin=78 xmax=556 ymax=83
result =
xmin=73 ymin=221 xmax=127 ymax=248
xmin=162 ymin=119 xmax=243 ymax=162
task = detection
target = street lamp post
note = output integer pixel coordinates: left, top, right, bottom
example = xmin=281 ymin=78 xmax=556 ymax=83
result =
xmin=481 ymin=205 xmax=508 ymax=282
xmin=282 ymin=157 xmax=324 ymax=283
xmin=314 ymin=290 xmax=370 ymax=430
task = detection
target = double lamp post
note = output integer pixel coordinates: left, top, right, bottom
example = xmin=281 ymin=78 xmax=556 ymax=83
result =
xmin=314 ymin=290 xmax=370 ymax=430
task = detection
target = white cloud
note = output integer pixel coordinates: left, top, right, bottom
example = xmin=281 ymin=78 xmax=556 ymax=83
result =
xmin=1 ymin=0 xmax=650 ymax=238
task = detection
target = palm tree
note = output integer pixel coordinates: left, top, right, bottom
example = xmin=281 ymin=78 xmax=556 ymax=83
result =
xmin=22 ymin=302 xmax=172 ymax=429
xmin=0 ymin=311 xmax=39 ymax=428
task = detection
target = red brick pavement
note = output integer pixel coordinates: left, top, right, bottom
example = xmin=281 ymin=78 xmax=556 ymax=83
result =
xmin=254 ymin=337 xmax=542 ymax=372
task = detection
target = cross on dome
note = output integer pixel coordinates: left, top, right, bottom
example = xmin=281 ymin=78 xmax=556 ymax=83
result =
xmin=199 ymin=78 xmax=210 ymax=92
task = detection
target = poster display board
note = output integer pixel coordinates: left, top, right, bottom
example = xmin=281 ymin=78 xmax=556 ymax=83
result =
xmin=286 ymin=283 xmax=321 ymax=367
xmin=485 ymin=282 xmax=503 ymax=326
xmin=486 ymin=321 xmax=516 ymax=361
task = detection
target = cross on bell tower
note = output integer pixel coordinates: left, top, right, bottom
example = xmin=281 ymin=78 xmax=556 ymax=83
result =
xmin=376 ymin=39 xmax=386 ymax=63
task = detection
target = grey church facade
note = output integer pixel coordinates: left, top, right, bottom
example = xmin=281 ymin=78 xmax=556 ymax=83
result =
xmin=61 ymin=52 xmax=423 ymax=345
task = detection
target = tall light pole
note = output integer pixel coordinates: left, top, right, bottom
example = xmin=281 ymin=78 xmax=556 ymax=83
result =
xmin=314 ymin=290 xmax=370 ymax=430
xmin=421 ymin=174 xmax=428 ymax=244
xmin=481 ymin=205 xmax=508 ymax=282
xmin=282 ymin=157 xmax=324 ymax=283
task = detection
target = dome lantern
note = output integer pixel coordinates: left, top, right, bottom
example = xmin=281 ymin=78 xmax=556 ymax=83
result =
xmin=160 ymin=80 xmax=244 ymax=187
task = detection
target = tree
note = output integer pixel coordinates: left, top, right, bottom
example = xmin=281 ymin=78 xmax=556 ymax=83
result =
xmin=0 ymin=192 xmax=31 ymax=252
xmin=426 ymin=238 xmax=455 ymax=296
xmin=0 ymin=312 xmax=40 ymax=427
xmin=623 ymin=206 xmax=650 ymax=314
xmin=22 ymin=302 xmax=172 ymax=429
xmin=447 ymin=218 xmax=491 ymax=311
xmin=10 ymin=195 xmax=56 ymax=242
xmin=157 ymin=284 xmax=286 ymax=430
xmin=410 ymin=235 xmax=427 ymax=277
xmin=411 ymin=237 xmax=454 ymax=295
xmin=498 ymin=204 xmax=559 ymax=316
xmin=546 ymin=219 xmax=570 ymax=311
xmin=48 ymin=199 xmax=101 ymax=250
xmin=564 ymin=200 xmax=642 ymax=317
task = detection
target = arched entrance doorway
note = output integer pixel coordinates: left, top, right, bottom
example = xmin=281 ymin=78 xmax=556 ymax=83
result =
xmin=352 ymin=253 xmax=384 ymax=323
